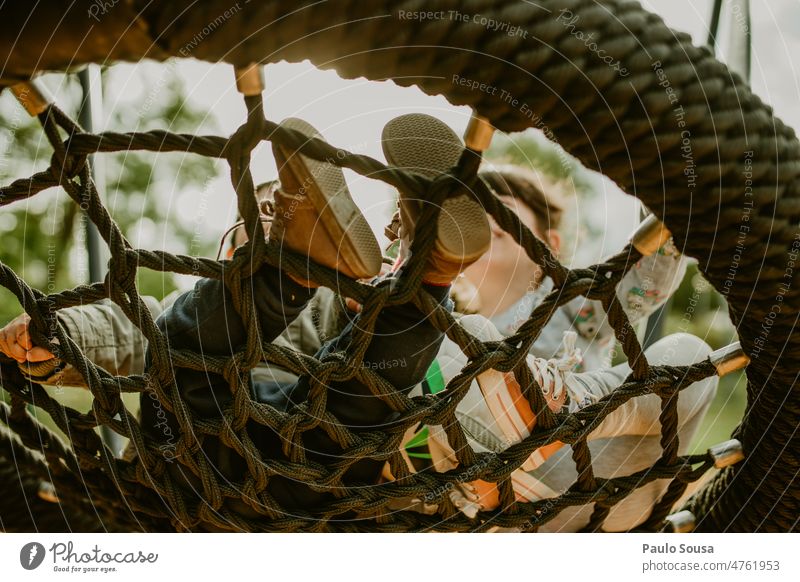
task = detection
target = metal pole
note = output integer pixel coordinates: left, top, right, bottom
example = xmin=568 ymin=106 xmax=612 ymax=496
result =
xmin=706 ymin=0 xmax=751 ymax=81
xmin=77 ymin=66 xmax=122 ymax=455
xmin=707 ymin=0 xmax=725 ymax=50
xmin=77 ymin=66 xmax=107 ymax=283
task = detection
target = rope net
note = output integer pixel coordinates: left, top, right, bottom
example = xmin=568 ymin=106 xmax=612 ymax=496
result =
xmin=0 ymin=89 xmax=727 ymax=533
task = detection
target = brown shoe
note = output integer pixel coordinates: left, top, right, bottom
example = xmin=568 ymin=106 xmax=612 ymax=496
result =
xmin=381 ymin=114 xmax=490 ymax=285
xmin=270 ymin=118 xmax=382 ymax=283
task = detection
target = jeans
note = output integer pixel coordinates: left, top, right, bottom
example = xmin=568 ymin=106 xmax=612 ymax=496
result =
xmin=140 ymin=262 xmax=450 ymax=524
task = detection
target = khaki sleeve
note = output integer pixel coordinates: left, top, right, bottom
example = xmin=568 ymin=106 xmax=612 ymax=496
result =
xmin=20 ymin=296 xmax=166 ymax=389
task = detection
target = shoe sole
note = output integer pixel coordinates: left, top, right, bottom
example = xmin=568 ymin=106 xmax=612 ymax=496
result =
xmin=276 ymin=118 xmax=381 ymax=279
xmin=381 ymin=113 xmax=490 ymax=263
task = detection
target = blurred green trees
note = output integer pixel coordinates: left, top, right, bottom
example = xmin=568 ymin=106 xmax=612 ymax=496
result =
xmin=0 ymin=66 xmax=220 ymax=326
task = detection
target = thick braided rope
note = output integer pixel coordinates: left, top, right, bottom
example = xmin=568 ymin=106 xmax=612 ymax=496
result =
xmin=1 ymin=0 xmax=798 ymax=531
xmin=139 ymin=0 xmax=800 ymax=533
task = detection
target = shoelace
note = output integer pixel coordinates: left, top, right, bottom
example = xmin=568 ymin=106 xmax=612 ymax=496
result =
xmin=530 ymin=330 xmax=594 ymax=409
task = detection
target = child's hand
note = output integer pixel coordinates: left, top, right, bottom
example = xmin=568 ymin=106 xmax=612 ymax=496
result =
xmin=0 ymin=313 xmax=56 ymax=363
xmin=344 ymin=297 xmax=362 ymax=313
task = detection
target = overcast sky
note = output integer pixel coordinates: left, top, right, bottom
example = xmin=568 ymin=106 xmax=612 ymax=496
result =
xmin=644 ymin=0 xmax=800 ymax=130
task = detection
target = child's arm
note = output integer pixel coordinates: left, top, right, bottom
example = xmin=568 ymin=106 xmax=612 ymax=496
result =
xmin=615 ymin=241 xmax=687 ymax=326
xmin=4 ymin=295 xmax=168 ymax=388
xmin=564 ymin=242 xmax=688 ymax=346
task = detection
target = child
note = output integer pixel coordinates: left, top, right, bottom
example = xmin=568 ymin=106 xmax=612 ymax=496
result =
xmin=1 ymin=115 xmax=492 ymax=528
xmin=382 ymin=144 xmax=717 ymax=531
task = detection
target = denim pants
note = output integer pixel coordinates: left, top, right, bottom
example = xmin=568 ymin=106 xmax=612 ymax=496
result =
xmin=140 ymin=262 xmax=449 ymax=521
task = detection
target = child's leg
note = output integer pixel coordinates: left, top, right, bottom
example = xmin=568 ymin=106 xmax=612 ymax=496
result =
xmin=531 ymin=333 xmax=718 ymax=532
xmin=144 ymin=116 xmax=383 ymax=427
xmin=160 ymin=264 xmax=315 ymax=356
xmin=206 ymin=113 xmax=487 ymax=517
xmin=290 ymin=282 xmax=452 ymax=425
xmin=252 ymin=282 xmax=451 ymax=495
xmin=571 ymin=332 xmax=717 ymax=441
xmin=140 ymin=264 xmax=316 ymax=433
xmin=260 ymin=112 xmax=490 ymax=506
xmin=242 ymin=279 xmax=456 ymax=513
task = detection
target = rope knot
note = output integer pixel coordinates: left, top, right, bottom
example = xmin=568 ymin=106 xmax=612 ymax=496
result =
xmin=48 ymin=150 xmax=87 ymax=183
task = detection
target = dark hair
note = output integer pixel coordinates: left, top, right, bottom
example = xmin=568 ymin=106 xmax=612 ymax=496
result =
xmin=479 ymin=166 xmax=564 ymax=231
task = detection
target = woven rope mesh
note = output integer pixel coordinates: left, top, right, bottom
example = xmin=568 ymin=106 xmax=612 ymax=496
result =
xmin=1 ymin=0 xmax=798 ymax=532
xmin=0 ymin=99 xmax=719 ymax=532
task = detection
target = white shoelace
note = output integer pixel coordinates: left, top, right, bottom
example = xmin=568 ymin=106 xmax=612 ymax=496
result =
xmin=530 ymin=330 xmax=594 ymax=409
